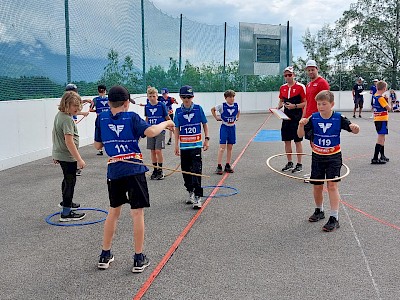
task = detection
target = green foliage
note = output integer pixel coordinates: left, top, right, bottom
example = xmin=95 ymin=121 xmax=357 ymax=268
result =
xmin=0 ymin=76 xmax=64 ymax=101
xmin=335 ymin=0 xmax=400 ymax=88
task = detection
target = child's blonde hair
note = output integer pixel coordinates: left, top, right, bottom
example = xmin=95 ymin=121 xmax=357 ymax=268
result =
xmin=58 ymin=91 xmax=82 ymax=113
xmin=376 ymin=81 xmax=387 ymax=91
xmin=315 ymin=90 xmax=334 ymax=103
xmin=147 ymin=86 xmax=158 ymax=96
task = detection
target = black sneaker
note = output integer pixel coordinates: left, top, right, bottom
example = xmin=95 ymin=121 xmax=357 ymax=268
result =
xmin=59 ymin=210 xmax=86 ymax=222
xmin=192 ymin=196 xmax=202 ymax=209
xmin=167 ymin=138 xmax=172 ymax=145
xmin=353 ymin=115 xmax=356 ymax=118
xmin=97 ymin=150 xmax=103 ymax=156
xmin=371 ymin=158 xmax=386 ymax=164
xmin=359 ymin=115 xmax=362 ymax=118
xmin=156 ymin=172 xmax=165 ymax=180
xmin=98 ymin=254 xmax=115 ymax=270
xmin=308 ymin=208 xmax=325 ymax=222
xmin=132 ymin=254 xmax=150 ymax=273
xmin=76 ymin=169 xmax=82 ymax=176
xmin=58 ymin=202 xmax=80 ymax=210
xmin=281 ymin=162 xmax=294 ymax=172
xmin=150 ymin=170 xmax=158 ymax=180
xmin=380 ymin=156 xmax=389 ymax=162
xmin=224 ymin=164 xmax=234 ymax=173
xmin=322 ymin=216 xmax=340 ymax=232
xmin=215 ymin=166 xmax=223 ymax=175
xmin=292 ymin=163 xmax=303 ymax=173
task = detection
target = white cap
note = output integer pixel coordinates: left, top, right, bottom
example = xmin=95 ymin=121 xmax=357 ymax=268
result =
xmin=373 ymin=79 xmax=379 ymax=82
xmin=305 ymin=59 xmax=318 ymax=68
xmin=358 ymin=77 xmax=364 ymax=81
xmin=283 ymin=66 xmax=294 ymax=73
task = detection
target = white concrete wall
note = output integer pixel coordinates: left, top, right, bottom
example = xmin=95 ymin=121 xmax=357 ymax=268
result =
xmin=0 ymin=90 xmax=365 ymax=171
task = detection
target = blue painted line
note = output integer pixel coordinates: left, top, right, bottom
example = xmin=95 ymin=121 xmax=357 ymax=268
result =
xmin=253 ymin=129 xmax=281 ymax=142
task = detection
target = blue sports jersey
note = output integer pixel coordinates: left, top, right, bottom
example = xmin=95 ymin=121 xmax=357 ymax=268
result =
xmin=370 ymin=85 xmax=377 ymax=99
xmin=144 ymin=101 xmax=168 ymax=125
xmin=311 ymin=112 xmax=342 ymax=155
xmin=174 ymin=104 xmax=207 ymax=149
xmin=95 ymin=111 xmax=150 ymax=179
xmin=220 ymin=102 xmax=239 ymax=124
xmin=157 ymin=96 xmax=175 ymax=113
xmin=93 ymin=96 xmax=110 ymax=114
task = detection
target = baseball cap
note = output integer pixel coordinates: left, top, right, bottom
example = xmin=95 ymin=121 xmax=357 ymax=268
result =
xmin=358 ymin=77 xmax=364 ymax=81
xmin=305 ymin=60 xmax=318 ymax=68
xmin=161 ymin=88 xmax=169 ymax=94
xmin=283 ymin=66 xmax=294 ymax=73
xmin=179 ymin=85 xmax=194 ymax=96
xmin=108 ymin=85 xmax=130 ymax=102
xmin=65 ymin=83 xmax=78 ymax=92
xmin=373 ymin=79 xmax=379 ymax=82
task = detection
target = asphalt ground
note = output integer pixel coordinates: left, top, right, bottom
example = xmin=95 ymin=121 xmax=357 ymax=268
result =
xmin=0 ymin=112 xmax=399 ymax=300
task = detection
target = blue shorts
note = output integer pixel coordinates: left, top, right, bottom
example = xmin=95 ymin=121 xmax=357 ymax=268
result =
xmin=220 ymin=124 xmax=236 ymax=145
xmin=374 ymin=121 xmax=388 ymax=135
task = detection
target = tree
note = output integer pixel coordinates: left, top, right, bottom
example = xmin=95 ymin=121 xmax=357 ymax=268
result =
xmin=336 ymin=0 xmax=400 ymax=88
xmin=100 ymin=49 xmax=123 ymax=88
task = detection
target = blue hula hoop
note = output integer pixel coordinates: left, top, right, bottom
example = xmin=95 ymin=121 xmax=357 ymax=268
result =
xmin=202 ymin=185 xmax=239 ymax=198
xmin=45 ymin=208 xmax=108 ymax=227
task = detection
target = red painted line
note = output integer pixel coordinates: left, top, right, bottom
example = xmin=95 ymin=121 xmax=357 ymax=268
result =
xmin=133 ymin=113 xmax=272 ymax=300
xmin=340 ymin=199 xmax=400 ymax=231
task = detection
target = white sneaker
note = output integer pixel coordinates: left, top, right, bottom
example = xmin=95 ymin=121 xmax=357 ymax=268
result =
xmin=186 ymin=192 xmax=195 ymax=204
xmin=192 ymin=196 xmax=202 ymax=209
xmin=303 ymin=173 xmax=310 ymax=183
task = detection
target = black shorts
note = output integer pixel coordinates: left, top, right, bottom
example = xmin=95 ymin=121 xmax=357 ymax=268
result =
xmin=310 ymin=152 xmax=342 ymax=185
xmin=354 ymin=97 xmax=364 ymax=108
xmin=107 ymin=174 xmax=150 ymax=209
xmin=281 ymin=120 xmax=303 ymax=142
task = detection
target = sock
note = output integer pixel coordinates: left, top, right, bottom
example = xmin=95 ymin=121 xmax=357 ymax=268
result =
xmin=152 ymin=162 xmax=157 ymax=171
xmin=373 ymin=144 xmax=381 ymax=160
xmin=317 ymin=205 xmax=324 ymax=212
xmin=379 ymin=145 xmax=385 ymax=157
xmin=330 ymin=210 xmax=339 ymax=220
xmin=101 ymin=249 xmax=111 ymax=257
xmin=62 ymin=207 xmax=71 ymax=216
xmin=158 ymin=163 xmax=163 ymax=168
xmin=296 ymin=163 xmax=302 ymax=166
xmin=134 ymin=253 xmax=143 ymax=260
xmin=218 ymin=164 xmax=222 ymax=168
xmin=225 ymin=163 xmax=231 ymax=167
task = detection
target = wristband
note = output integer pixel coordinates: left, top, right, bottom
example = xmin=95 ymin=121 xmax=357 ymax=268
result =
xmin=205 ymin=136 xmax=210 ymax=141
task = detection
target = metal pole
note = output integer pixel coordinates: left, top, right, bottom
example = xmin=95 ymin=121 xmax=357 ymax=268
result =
xmin=223 ymin=22 xmax=227 ymax=91
xmin=286 ymin=21 xmax=290 ymax=67
xmin=141 ymin=0 xmax=146 ymax=90
xmin=64 ymin=0 xmax=71 ymax=83
xmin=178 ymin=14 xmax=183 ymax=87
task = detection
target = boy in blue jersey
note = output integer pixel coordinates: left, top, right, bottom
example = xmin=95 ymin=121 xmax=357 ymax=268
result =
xmin=298 ymin=90 xmax=359 ymax=232
xmin=158 ymin=88 xmax=178 ymax=145
xmin=90 ymin=84 xmax=109 ymax=155
xmin=369 ymin=79 xmax=379 ymax=118
xmin=371 ymin=81 xmax=390 ymax=164
xmin=211 ymin=90 xmax=240 ymax=174
xmin=174 ymin=85 xmax=209 ymax=209
xmin=145 ymin=87 xmax=171 ymax=180
xmin=94 ymin=85 xmax=174 ymax=272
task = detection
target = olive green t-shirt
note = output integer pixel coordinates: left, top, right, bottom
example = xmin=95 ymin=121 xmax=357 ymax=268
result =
xmin=52 ymin=111 xmax=79 ymax=162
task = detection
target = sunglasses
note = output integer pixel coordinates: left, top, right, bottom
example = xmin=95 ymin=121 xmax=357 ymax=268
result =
xmin=181 ymin=95 xmax=193 ymax=99
xmin=284 ymin=74 xmax=293 ymax=77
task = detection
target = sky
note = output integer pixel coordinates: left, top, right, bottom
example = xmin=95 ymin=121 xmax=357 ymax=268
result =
xmin=151 ymin=0 xmax=353 ymax=59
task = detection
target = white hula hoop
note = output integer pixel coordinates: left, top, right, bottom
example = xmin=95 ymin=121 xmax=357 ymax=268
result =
xmin=266 ymin=153 xmax=350 ymax=182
